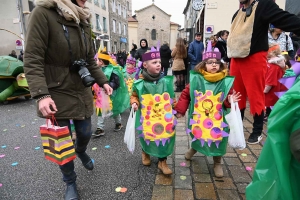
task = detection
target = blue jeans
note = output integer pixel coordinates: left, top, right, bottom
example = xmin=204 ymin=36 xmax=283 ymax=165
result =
xmin=190 ymin=64 xmax=196 ymax=71
xmin=55 ymin=118 xmax=92 ymax=184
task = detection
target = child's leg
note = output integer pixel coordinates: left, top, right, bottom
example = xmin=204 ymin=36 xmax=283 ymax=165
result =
xmin=142 ymin=151 xmax=151 ymax=166
xmin=113 ymin=114 xmax=122 ymax=131
xmin=93 ymin=116 xmax=105 ymax=136
xmin=213 ymin=156 xmax=223 ymax=178
xmin=185 ymin=148 xmax=197 ymax=160
xmin=158 ymin=157 xmax=172 ymax=175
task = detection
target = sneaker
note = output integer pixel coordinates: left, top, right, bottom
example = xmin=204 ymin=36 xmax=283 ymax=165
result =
xmin=114 ymin=123 xmax=123 ymax=132
xmin=247 ymin=134 xmax=263 ymax=144
xmin=92 ymin=129 xmax=105 ymax=137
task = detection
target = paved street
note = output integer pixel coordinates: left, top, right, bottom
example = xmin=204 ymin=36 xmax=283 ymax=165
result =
xmin=0 ymin=97 xmax=265 ymax=200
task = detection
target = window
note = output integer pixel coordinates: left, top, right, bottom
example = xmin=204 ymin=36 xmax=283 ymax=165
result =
xmin=119 ymin=22 xmax=121 ymax=34
xmin=123 ymin=24 xmax=126 ymax=36
xmin=101 ymin=0 xmax=106 ymax=9
xmin=151 ymin=29 xmax=156 ymax=40
xmin=123 ymin=6 xmax=126 ymax=18
xmin=118 ymin=3 xmax=121 ymax=15
xmin=112 ymin=0 xmax=116 ymax=12
xmin=103 ymin=17 xmax=107 ymax=32
xmin=113 ymin=20 xmax=116 ymax=33
xmin=94 ymin=0 xmax=99 ymax=6
xmin=96 ymin=14 xmax=101 ymax=30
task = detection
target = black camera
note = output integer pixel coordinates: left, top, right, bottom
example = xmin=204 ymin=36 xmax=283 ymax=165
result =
xmin=71 ymin=59 xmax=95 ymax=87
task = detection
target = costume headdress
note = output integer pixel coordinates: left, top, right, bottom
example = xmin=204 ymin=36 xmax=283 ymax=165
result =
xmin=142 ymin=41 xmax=161 ymax=62
xmin=126 ymin=55 xmax=136 ymax=65
xmin=202 ymin=41 xmax=221 ymax=60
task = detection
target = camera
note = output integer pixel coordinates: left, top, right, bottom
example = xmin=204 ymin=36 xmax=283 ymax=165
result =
xmin=71 ymin=59 xmax=95 ymax=87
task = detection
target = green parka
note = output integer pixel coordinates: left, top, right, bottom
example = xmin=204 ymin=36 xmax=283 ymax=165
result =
xmin=24 ymin=6 xmax=108 ymax=120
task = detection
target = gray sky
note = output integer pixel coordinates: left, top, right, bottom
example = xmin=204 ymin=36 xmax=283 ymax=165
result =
xmin=131 ymin=0 xmax=186 ymax=27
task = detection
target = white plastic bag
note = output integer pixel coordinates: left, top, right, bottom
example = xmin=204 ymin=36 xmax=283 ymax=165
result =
xmin=124 ymin=105 xmax=136 ymax=153
xmin=225 ymin=96 xmax=246 ymax=150
xmin=100 ymin=89 xmax=113 ymax=118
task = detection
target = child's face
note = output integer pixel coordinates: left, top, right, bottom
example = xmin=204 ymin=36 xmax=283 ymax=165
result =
xmin=97 ymin=59 xmax=104 ymax=67
xmin=205 ymin=59 xmax=221 ymax=74
xmin=143 ymin=59 xmax=161 ymax=74
xmin=126 ymin=63 xmax=134 ymax=69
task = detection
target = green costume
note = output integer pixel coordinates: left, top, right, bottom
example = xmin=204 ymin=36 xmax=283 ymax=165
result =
xmin=188 ymin=71 xmax=234 ymax=156
xmin=133 ymin=76 xmax=176 ymax=158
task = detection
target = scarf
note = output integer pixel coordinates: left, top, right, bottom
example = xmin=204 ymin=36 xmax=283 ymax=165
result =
xmin=34 ymin=0 xmax=91 ymax=24
xmin=141 ymin=69 xmax=161 ymax=82
xmin=126 ymin=67 xmax=137 ymax=74
xmin=199 ymin=69 xmax=227 ymax=83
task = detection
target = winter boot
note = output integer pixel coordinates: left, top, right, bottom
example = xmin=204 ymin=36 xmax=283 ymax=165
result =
xmin=158 ymin=160 xmax=172 ymax=175
xmin=142 ymin=151 xmax=151 ymax=166
xmin=76 ymin=152 xmax=94 ymax=170
xmin=185 ymin=148 xmax=197 ymax=160
xmin=213 ymin=156 xmax=223 ymax=178
xmin=248 ymin=111 xmax=264 ymax=144
xmin=65 ymin=182 xmax=78 ymax=200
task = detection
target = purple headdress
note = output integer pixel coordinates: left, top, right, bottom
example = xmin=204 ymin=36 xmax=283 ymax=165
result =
xmin=202 ymin=41 xmax=221 ymax=60
xmin=126 ymin=55 xmax=136 ymax=65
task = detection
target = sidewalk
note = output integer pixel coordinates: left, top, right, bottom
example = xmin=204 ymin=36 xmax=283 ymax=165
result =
xmin=151 ymin=100 xmax=267 ymax=200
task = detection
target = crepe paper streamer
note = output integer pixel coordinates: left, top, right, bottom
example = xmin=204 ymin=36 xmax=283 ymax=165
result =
xmin=0 ymin=154 xmax=5 ymax=158
xmin=1 ymin=145 xmax=6 ymax=149
xmin=105 ymin=145 xmax=110 ymax=149
xmin=115 ymin=187 xmax=121 ymax=192
xmin=246 ymin=166 xmax=253 ymax=171
xmin=14 ymin=147 xmax=20 ymax=150
xmin=180 ymin=162 xmax=186 ymax=167
xmin=3 ymin=129 xmax=7 ymax=132
xmin=11 ymin=162 xmax=18 ymax=166
xmin=241 ymin=153 xmax=247 ymax=157
xmin=21 ymin=125 xmax=25 ymax=128
xmin=92 ymin=147 xmax=97 ymax=150
xmin=120 ymin=188 xmax=127 ymax=193
xmin=35 ymin=147 xmax=40 ymax=150
xmin=180 ymin=176 xmax=187 ymax=180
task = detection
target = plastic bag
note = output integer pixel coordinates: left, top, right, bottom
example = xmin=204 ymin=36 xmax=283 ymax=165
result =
xmin=100 ymin=89 xmax=113 ymax=118
xmin=225 ymin=96 xmax=246 ymax=150
xmin=124 ymin=105 xmax=136 ymax=153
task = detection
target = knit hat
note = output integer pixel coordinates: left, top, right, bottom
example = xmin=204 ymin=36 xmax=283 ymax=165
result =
xmin=202 ymin=41 xmax=221 ymax=60
xmin=126 ymin=55 xmax=136 ymax=65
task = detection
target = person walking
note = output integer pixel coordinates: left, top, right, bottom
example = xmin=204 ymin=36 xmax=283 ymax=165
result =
xmin=188 ymin=32 xmax=204 ymax=71
xmin=159 ymin=41 xmax=172 ymax=76
xmin=130 ymin=43 xmax=137 ymax=58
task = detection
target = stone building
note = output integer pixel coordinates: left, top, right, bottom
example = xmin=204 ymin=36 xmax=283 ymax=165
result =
xmin=108 ymin=0 xmax=132 ymax=52
xmin=128 ymin=2 xmax=180 ymax=50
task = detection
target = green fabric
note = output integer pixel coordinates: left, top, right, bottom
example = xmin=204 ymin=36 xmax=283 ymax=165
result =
xmin=102 ymin=64 xmax=129 ymax=116
xmin=0 ymin=56 xmax=24 ymax=77
xmin=133 ymin=75 xmax=175 ymax=158
xmin=246 ymin=78 xmax=300 ymax=200
xmin=283 ymin=69 xmax=296 ymax=77
xmin=188 ymin=71 xmax=234 ymax=156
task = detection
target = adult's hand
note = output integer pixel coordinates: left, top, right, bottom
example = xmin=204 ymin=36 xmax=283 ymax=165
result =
xmin=38 ymin=97 xmax=57 ymax=117
xmin=103 ymin=83 xmax=113 ymax=95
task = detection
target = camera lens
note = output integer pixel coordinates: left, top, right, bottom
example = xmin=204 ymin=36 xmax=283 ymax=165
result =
xmin=78 ymin=67 xmax=95 ymax=87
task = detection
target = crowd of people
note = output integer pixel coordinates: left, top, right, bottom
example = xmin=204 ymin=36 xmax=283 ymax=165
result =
xmin=17 ymin=0 xmax=300 ymax=199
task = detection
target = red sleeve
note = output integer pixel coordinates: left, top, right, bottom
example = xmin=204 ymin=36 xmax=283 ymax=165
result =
xmin=223 ymin=87 xmax=234 ymax=108
xmin=265 ymin=64 xmax=279 ymax=86
xmin=174 ymin=84 xmax=191 ymax=115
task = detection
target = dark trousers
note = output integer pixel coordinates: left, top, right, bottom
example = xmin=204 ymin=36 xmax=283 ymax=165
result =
xmin=55 ymin=118 xmax=92 ymax=184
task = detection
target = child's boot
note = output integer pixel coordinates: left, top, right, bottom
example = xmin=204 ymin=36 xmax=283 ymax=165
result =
xmin=142 ymin=151 xmax=151 ymax=166
xmin=185 ymin=148 xmax=197 ymax=160
xmin=158 ymin=159 xmax=172 ymax=175
xmin=213 ymin=156 xmax=223 ymax=178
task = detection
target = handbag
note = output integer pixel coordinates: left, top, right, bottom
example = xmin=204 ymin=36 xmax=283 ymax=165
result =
xmin=40 ymin=117 xmax=76 ymax=165
xmin=124 ymin=105 xmax=136 ymax=153
xmin=225 ymin=96 xmax=246 ymax=150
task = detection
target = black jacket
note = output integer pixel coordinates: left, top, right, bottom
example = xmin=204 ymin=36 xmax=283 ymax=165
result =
xmin=215 ymin=39 xmax=230 ymax=62
xmin=159 ymin=44 xmax=172 ymax=68
xmin=130 ymin=44 xmax=137 ymax=58
xmin=134 ymin=39 xmax=150 ymax=61
xmin=109 ymin=72 xmax=120 ymax=90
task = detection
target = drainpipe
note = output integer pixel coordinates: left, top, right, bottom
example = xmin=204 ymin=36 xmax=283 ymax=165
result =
xmin=16 ymin=0 xmax=25 ymax=50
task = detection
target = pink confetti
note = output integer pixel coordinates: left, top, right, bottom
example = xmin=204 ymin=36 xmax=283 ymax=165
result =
xmin=0 ymin=183 xmax=2 ymax=187
xmin=14 ymin=147 xmax=20 ymax=150
xmin=246 ymin=166 xmax=252 ymax=171
xmin=33 ymin=136 xmax=38 ymax=138
xmin=180 ymin=162 xmax=186 ymax=167
xmin=0 ymin=155 xmax=5 ymax=158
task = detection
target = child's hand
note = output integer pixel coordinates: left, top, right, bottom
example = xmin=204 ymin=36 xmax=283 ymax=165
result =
xmin=132 ymin=103 xmax=138 ymax=111
xmin=175 ymin=113 xmax=183 ymax=118
xmin=228 ymin=91 xmax=241 ymax=102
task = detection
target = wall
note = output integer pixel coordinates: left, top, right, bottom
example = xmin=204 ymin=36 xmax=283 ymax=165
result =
xmin=170 ymin=24 xmax=179 ymax=49
xmin=128 ymin=21 xmax=138 ymax=47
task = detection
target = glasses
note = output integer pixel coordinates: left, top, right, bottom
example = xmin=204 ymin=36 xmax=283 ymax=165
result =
xmin=206 ymin=61 xmax=221 ymax=65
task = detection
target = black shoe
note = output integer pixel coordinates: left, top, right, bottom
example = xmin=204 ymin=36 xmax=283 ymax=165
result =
xmin=247 ymin=134 xmax=263 ymax=144
xmin=92 ymin=128 xmax=105 ymax=137
xmin=76 ymin=152 xmax=94 ymax=170
xmin=65 ymin=182 xmax=78 ymax=200
xmin=114 ymin=123 xmax=123 ymax=132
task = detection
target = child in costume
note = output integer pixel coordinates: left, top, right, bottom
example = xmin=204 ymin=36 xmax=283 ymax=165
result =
xmin=264 ymin=44 xmax=286 ymax=120
xmin=131 ymin=47 xmax=176 ymax=175
xmin=93 ymin=50 xmax=129 ymax=136
xmin=124 ymin=55 xmax=141 ymax=95
xmin=175 ymin=41 xmax=241 ymax=178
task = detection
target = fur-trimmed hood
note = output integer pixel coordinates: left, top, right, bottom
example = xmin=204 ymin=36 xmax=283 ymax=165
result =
xmin=268 ymin=55 xmax=286 ymax=69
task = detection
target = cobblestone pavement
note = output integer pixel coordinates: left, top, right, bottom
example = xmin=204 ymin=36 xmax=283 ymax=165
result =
xmin=151 ymin=100 xmax=267 ymax=200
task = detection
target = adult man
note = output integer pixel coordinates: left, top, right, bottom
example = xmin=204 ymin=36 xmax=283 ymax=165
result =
xmin=227 ymin=0 xmax=300 ymax=144
xmin=188 ymin=32 xmax=204 ymax=70
xmin=134 ymin=39 xmax=150 ymax=61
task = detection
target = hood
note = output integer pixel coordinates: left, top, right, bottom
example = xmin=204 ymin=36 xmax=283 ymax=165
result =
xmin=34 ymin=0 xmax=55 ymax=7
xmin=140 ymin=39 xmax=148 ymax=49
xmin=160 ymin=44 xmax=170 ymax=52
xmin=268 ymin=55 xmax=286 ymax=69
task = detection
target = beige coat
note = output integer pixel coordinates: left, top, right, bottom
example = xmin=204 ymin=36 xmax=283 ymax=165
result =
xmin=171 ymin=47 xmax=187 ymax=71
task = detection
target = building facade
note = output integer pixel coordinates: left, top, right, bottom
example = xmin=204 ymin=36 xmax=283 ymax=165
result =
xmin=128 ymin=3 xmax=180 ymax=51
xmin=108 ymin=0 xmax=132 ymax=53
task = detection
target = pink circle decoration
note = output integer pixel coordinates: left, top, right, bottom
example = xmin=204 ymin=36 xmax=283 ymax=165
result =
xmin=152 ymin=123 xmax=164 ymax=135
xmin=214 ymin=112 xmax=222 ymax=120
xmin=210 ymin=127 xmax=222 ymax=139
xmin=146 ymin=121 xmax=151 ymax=126
xmin=145 ymin=115 xmax=150 ymax=120
xmin=203 ymin=118 xmax=213 ymax=129
xmin=164 ymin=113 xmax=173 ymax=122
xmin=155 ymin=96 xmax=160 ymax=102
xmin=147 ymin=106 xmax=152 ymax=111
xmin=216 ymin=104 xmax=222 ymax=111
xmin=166 ymin=123 xmax=174 ymax=133
xmin=206 ymin=91 xmax=212 ymax=96
xmin=164 ymin=103 xmax=172 ymax=112
xmin=192 ymin=126 xmax=202 ymax=139
xmin=163 ymin=93 xmax=169 ymax=100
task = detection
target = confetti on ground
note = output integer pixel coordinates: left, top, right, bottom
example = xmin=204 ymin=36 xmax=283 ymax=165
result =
xmin=105 ymin=145 xmax=110 ymax=148
xmin=35 ymin=147 xmax=40 ymax=150
xmin=92 ymin=147 xmax=97 ymax=150
xmin=180 ymin=176 xmax=187 ymax=180
xmin=3 ymin=129 xmax=7 ymax=132
xmin=21 ymin=125 xmax=25 ymax=128
xmin=0 ymin=154 xmax=5 ymax=158
xmin=120 ymin=188 xmax=127 ymax=193
xmin=31 ymin=122 xmax=36 ymax=124
xmin=115 ymin=187 xmax=121 ymax=192
xmin=180 ymin=162 xmax=186 ymax=167
xmin=1 ymin=145 xmax=6 ymax=149
xmin=33 ymin=136 xmax=38 ymax=138
xmin=34 ymin=119 xmax=38 ymax=121
xmin=0 ymin=183 xmax=2 ymax=187
xmin=16 ymin=124 xmax=20 ymax=127
xmin=14 ymin=147 xmax=20 ymax=150
xmin=8 ymin=110 xmax=10 ymax=112
xmin=246 ymin=166 xmax=253 ymax=171
xmin=11 ymin=162 xmax=18 ymax=166
xmin=241 ymin=153 xmax=247 ymax=157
